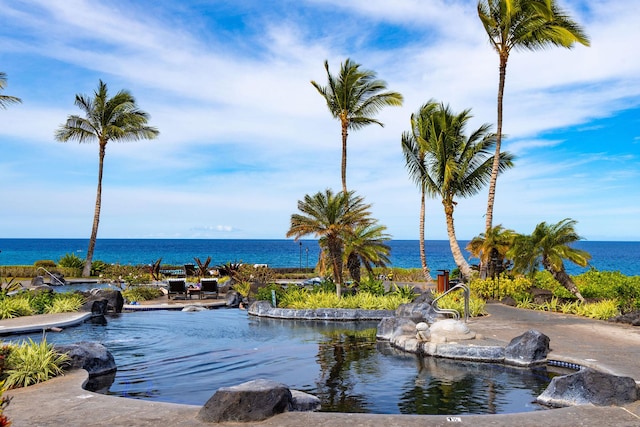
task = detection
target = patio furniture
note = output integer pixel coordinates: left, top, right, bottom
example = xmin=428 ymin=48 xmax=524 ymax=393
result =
xmin=167 ymin=279 xmax=188 ymax=300
xmin=200 ymin=278 xmax=219 ymax=299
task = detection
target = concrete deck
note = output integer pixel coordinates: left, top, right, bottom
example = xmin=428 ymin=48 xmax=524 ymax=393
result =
xmin=3 ymin=303 xmax=640 ymax=426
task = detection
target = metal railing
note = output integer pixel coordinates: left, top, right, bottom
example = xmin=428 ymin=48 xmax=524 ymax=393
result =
xmin=36 ymin=267 xmax=66 ymax=286
xmin=431 ymin=282 xmax=470 ymax=323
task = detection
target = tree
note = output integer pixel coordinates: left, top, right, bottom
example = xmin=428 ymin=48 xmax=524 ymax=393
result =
xmin=478 ymin=0 xmax=589 ymax=233
xmin=466 ymin=225 xmax=516 ymax=279
xmin=508 ymin=218 xmax=590 ymax=302
xmin=343 ymin=223 xmax=391 ymax=284
xmin=420 ymin=102 xmax=514 ymax=282
xmin=401 ymin=101 xmax=440 ymax=282
xmin=0 ymin=72 xmax=22 ymax=109
xmin=286 ymin=189 xmax=375 ymax=296
xmin=55 ymin=80 xmax=159 ymax=277
xmin=311 ymin=58 xmax=403 ymax=193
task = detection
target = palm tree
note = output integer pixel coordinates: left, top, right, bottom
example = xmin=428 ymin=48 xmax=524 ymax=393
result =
xmin=401 ymin=101 xmax=439 ymax=282
xmin=343 ymin=223 xmax=391 ymax=284
xmin=478 ymin=0 xmax=589 ymax=233
xmin=286 ymin=189 xmax=375 ymax=296
xmin=421 ymin=103 xmax=514 ymax=282
xmin=508 ymin=218 xmax=590 ymax=302
xmin=0 ymin=72 xmax=22 ymax=109
xmin=55 ymin=80 xmax=159 ymax=277
xmin=311 ymin=58 xmax=403 ymax=193
xmin=466 ymin=224 xmax=516 ymax=279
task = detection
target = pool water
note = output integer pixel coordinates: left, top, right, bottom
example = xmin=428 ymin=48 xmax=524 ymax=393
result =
xmin=6 ymin=309 xmax=556 ymax=415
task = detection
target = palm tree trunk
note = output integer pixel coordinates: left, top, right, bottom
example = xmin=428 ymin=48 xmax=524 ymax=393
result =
xmin=341 ymin=118 xmax=348 ymax=194
xmin=485 ymin=53 xmax=508 ymax=233
xmin=444 ymin=201 xmax=472 ymax=282
xmin=328 ymin=238 xmax=343 ymax=297
xmin=419 ymin=190 xmax=433 ymax=282
xmin=543 ymin=259 xmax=585 ymax=302
xmin=83 ymin=142 xmax=106 ymax=277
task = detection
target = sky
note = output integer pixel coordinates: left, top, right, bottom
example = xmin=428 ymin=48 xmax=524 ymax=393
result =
xmin=0 ymin=0 xmax=638 ymax=241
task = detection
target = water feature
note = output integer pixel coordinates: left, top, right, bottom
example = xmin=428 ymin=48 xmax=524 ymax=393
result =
xmin=4 ymin=308 xmax=560 ymax=415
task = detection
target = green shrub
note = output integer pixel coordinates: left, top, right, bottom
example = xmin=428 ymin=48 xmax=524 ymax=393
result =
xmin=58 ymin=253 xmax=85 ymax=269
xmin=357 ymin=276 xmax=385 ymax=296
xmin=255 ymin=283 xmax=285 ymax=304
xmin=2 ymin=338 xmax=69 ymax=389
xmin=34 ymin=260 xmax=56 ymax=268
xmin=27 ymin=290 xmax=55 ymax=314
xmin=433 ymin=291 xmax=487 ymax=318
xmin=470 ymin=275 xmax=531 ymax=301
xmin=388 ymin=283 xmax=418 ymax=301
xmin=122 ymin=286 xmax=163 ymax=303
xmin=532 ymin=271 xmax=574 ymax=299
xmin=574 ymin=300 xmax=620 ymax=320
xmin=90 ymin=260 xmax=109 ymax=276
xmin=278 ymin=289 xmax=412 ymax=311
xmin=43 ymin=293 xmax=85 ymax=314
xmin=0 ymin=296 xmax=33 ymax=319
xmin=574 ymin=270 xmax=640 ymax=313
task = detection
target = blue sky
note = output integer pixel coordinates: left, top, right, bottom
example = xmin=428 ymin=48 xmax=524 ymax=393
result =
xmin=0 ymin=0 xmax=638 ymax=241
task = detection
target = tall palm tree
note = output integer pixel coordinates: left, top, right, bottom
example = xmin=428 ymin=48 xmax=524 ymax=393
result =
xmin=508 ymin=218 xmax=590 ymax=302
xmin=421 ymin=103 xmax=514 ymax=282
xmin=311 ymin=58 xmax=403 ymax=193
xmin=0 ymin=72 xmax=22 ymax=109
xmin=478 ymin=0 xmax=589 ymax=233
xmin=343 ymin=223 xmax=391 ymax=284
xmin=401 ymin=101 xmax=439 ymax=282
xmin=55 ymin=80 xmax=159 ymax=277
xmin=286 ymin=189 xmax=375 ymax=296
xmin=466 ymin=224 xmax=516 ymax=279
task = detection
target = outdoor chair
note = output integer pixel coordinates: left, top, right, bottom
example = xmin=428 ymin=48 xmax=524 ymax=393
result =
xmin=167 ymin=279 xmax=188 ymax=300
xmin=200 ymin=278 xmax=219 ymax=299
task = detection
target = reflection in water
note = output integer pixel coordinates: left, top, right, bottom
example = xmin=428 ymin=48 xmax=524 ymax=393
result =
xmin=4 ymin=310 xmax=555 ymax=414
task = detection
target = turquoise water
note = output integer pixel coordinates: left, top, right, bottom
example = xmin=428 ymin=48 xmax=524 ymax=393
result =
xmin=6 ymin=309 xmax=556 ymax=415
xmin=0 ymin=238 xmax=638 ymax=276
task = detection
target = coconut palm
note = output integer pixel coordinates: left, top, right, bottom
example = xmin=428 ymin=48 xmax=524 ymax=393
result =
xmin=311 ymin=58 xmax=403 ymax=193
xmin=401 ymin=101 xmax=440 ymax=282
xmin=478 ymin=0 xmax=589 ymax=233
xmin=421 ymin=103 xmax=514 ymax=282
xmin=508 ymin=218 xmax=590 ymax=302
xmin=286 ymin=189 xmax=375 ymax=296
xmin=0 ymin=72 xmax=22 ymax=109
xmin=55 ymin=80 xmax=159 ymax=277
xmin=466 ymin=225 xmax=516 ymax=279
xmin=343 ymin=223 xmax=391 ymax=284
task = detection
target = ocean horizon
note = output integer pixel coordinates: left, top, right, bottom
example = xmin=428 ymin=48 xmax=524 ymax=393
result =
xmin=1 ymin=238 xmax=638 ymax=276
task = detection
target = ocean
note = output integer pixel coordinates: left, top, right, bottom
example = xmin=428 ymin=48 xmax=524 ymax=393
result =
xmin=0 ymin=238 xmax=638 ymax=276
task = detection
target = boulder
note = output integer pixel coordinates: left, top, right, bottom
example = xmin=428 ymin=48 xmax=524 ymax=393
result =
xmin=80 ymin=289 xmax=124 ymax=313
xmin=290 ymin=390 xmax=321 ymax=412
xmin=54 ymin=342 xmax=117 ymax=377
xmin=504 ymin=329 xmax=550 ymax=366
xmin=537 ymin=368 xmax=638 ymax=407
xmin=225 ymin=290 xmax=243 ymax=308
xmin=197 ymin=379 xmax=292 ymax=423
xmin=31 ymin=276 xmax=45 ymax=286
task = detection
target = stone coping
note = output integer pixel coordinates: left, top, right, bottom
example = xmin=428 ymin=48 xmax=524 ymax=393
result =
xmin=247 ymin=301 xmax=392 ymax=321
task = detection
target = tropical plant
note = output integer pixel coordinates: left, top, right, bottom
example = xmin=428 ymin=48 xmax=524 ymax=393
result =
xmin=286 ymin=189 xmax=376 ymax=296
xmin=414 ymin=102 xmax=514 ymax=282
xmin=509 ymin=218 xmax=590 ymax=302
xmin=0 ymin=380 xmax=10 ymax=427
xmin=401 ymin=101 xmax=439 ymax=281
xmin=121 ymin=286 xmax=163 ymax=303
xmin=194 ymin=257 xmax=212 ymax=278
xmin=43 ymin=293 xmax=85 ymax=314
xmin=55 ymin=80 xmax=159 ymax=277
xmin=311 ymin=58 xmax=403 ymax=193
xmin=389 ymin=284 xmax=419 ymax=301
xmin=466 ymin=224 xmax=516 ymax=279
xmin=0 ymin=72 xmax=21 ymax=109
xmin=477 ymin=0 xmax=589 ymax=233
xmin=343 ymin=223 xmax=391 ymax=284
xmin=2 ymin=338 xmax=69 ymax=389
xmin=357 ymin=275 xmax=385 ymax=296
xmin=58 ymin=253 xmax=85 ymax=269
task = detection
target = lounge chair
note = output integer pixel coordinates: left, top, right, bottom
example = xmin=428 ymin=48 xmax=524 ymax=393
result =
xmin=200 ymin=278 xmax=219 ymax=299
xmin=167 ymin=279 xmax=188 ymax=300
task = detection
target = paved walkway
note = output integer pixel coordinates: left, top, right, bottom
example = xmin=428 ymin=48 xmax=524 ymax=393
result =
xmin=3 ymin=304 xmax=640 ymax=426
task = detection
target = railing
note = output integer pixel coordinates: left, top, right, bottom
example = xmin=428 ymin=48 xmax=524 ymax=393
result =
xmin=36 ymin=267 xmax=66 ymax=286
xmin=431 ymin=282 xmax=470 ymax=323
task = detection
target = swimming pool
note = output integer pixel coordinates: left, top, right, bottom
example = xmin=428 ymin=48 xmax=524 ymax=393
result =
xmin=6 ymin=309 xmax=557 ymax=415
